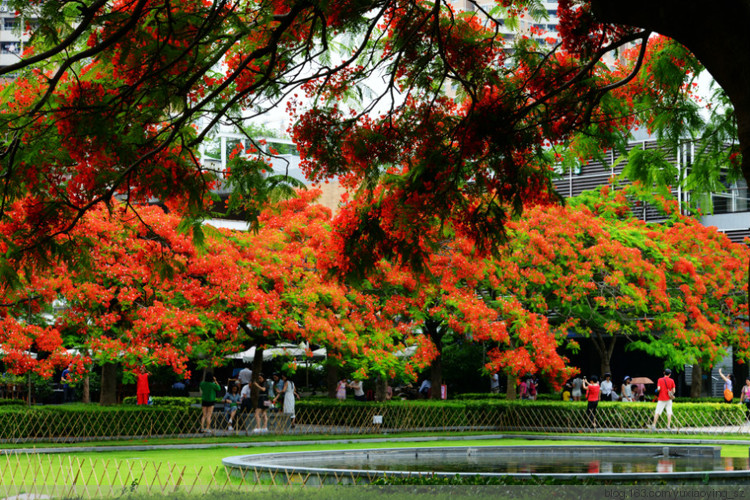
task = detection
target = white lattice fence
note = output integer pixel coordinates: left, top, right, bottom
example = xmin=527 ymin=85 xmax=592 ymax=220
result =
xmin=0 ymin=401 xmax=747 ymax=443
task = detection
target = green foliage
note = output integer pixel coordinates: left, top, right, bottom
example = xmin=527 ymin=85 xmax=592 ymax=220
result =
xmin=122 ymin=396 xmax=198 ymax=407
xmin=0 ymin=398 xmax=26 ymax=406
xmin=622 ymin=146 xmax=679 ymax=196
xmin=297 ymin=399 xmax=745 ymax=430
xmin=0 ymin=405 xmax=201 ymax=439
xmin=441 ymin=342 xmax=486 ymax=394
xmin=221 ymin=156 xmax=306 ymax=231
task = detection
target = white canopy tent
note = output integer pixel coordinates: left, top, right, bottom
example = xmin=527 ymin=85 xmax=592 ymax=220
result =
xmin=225 ymin=346 xmax=255 ymax=361
xmin=227 ymin=343 xmax=327 ymax=363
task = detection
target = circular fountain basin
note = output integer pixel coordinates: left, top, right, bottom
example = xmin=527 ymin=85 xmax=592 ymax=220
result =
xmin=223 ymin=445 xmax=750 ymax=484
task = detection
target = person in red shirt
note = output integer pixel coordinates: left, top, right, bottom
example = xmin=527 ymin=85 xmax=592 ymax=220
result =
xmin=136 ymin=366 xmax=150 ymax=405
xmin=582 ymin=375 xmax=600 ymax=428
xmin=652 ymin=368 xmax=676 ymax=429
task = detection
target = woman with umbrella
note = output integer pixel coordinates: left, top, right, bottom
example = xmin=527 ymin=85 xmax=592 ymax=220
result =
xmin=630 ymin=376 xmax=653 ymax=402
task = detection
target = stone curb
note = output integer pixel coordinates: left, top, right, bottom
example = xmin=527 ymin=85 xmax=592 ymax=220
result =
xmin=3 ymin=432 xmax=750 ymax=455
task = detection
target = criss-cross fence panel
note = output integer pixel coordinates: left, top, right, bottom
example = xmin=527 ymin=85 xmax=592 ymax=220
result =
xmin=0 ymin=452 xmax=453 ymax=495
xmin=0 ymin=452 xmax=270 ymax=497
xmin=0 ymin=401 xmax=747 ymax=443
xmin=294 ymin=401 xmax=750 ymax=435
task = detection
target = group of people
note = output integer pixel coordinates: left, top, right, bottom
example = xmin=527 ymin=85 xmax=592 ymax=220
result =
xmin=575 ymin=369 xmax=677 ymax=429
xmin=518 ymin=376 xmax=538 ymax=400
xmin=718 ymin=368 xmax=750 ymax=421
xmin=336 ymin=379 xmax=367 ymax=401
xmin=563 ymin=373 xmax=648 ymax=403
xmin=199 ymin=369 xmax=299 ymax=434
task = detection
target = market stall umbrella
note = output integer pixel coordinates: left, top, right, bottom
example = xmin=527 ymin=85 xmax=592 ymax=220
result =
xmin=629 ymin=377 xmax=654 ymax=385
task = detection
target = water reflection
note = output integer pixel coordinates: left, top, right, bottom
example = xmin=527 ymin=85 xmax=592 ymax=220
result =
xmin=296 ymin=455 xmax=750 ymax=474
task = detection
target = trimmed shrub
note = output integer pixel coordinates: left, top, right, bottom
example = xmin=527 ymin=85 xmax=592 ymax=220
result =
xmin=122 ymin=396 xmax=198 ymax=407
xmin=296 ymin=399 xmax=746 ymax=430
xmin=0 ymin=404 xmax=201 ymax=440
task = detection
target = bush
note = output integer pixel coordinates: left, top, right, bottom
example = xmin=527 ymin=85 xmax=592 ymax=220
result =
xmin=456 ymin=393 xmax=560 ymax=401
xmin=296 ymin=398 xmax=747 ymax=430
xmin=0 ymin=398 xmax=26 ymax=406
xmin=0 ymin=404 xmax=201 ymax=440
xmin=122 ymin=396 xmax=198 ymax=407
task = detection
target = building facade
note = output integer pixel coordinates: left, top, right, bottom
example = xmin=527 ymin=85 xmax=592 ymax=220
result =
xmin=0 ymin=2 xmax=33 ymax=79
xmin=552 ymin=138 xmax=750 ymax=243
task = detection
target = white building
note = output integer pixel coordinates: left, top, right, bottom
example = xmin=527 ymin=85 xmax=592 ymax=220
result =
xmin=447 ymin=0 xmax=560 ymax=44
xmin=0 ymin=2 xmax=33 ymax=78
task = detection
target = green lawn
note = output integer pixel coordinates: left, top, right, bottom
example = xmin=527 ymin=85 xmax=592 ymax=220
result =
xmin=1 ymin=436 xmax=747 ymax=494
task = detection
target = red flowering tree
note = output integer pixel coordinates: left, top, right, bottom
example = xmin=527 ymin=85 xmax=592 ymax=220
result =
xmin=1 ymin=0 xmax=748 ymax=400
xmin=0 ymin=0 xmax=711 ymax=279
xmin=573 ymin=183 xmax=749 ymax=396
xmin=35 ymin=203 xmax=244 ymax=403
xmin=333 ymin=232 xmax=575 ymax=400
xmin=499 ymin=194 xmax=673 ymax=377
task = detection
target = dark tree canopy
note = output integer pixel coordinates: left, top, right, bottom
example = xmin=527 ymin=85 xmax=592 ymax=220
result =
xmin=590 ymin=0 xmax=749 ymax=184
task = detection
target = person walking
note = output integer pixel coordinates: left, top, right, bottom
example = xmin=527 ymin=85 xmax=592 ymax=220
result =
xmin=633 ymin=382 xmax=645 ymax=402
xmin=265 ymin=373 xmax=276 ymax=405
xmin=349 ymin=379 xmax=366 ymax=402
xmin=719 ymin=368 xmax=734 ymax=402
xmin=136 ymin=366 xmax=150 ymax=405
xmin=571 ymin=375 xmax=583 ymax=402
xmin=741 ymin=378 xmax=750 ymax=421
xmin=336 ymin=379 xmax=347 ymax=401
xmin=651 ymin=368 xmax=676 ymax=430
xmin=238 ymin=366 xmax=252 ymax=387
xmin=490 ymin=373 xmax=500 ymax=394
xmin=582 ymin=375 xmax=600 ymax=428
xmin=273 ymin=374 xmax=299 ymax=429
xmin=527 ymin=376 xmax=538 ymax=400
xmin=251 ymin=373 xmax=269 ymax=433
xmin=199 ymin=372 xmax=222 ymax=433
xmin=518 ymin=377 xmax=528 ymax=400
xmin=273 ymin=373 xmax=284 ymax=412
xmin=600 ymin=373 xmax=613 ymax=401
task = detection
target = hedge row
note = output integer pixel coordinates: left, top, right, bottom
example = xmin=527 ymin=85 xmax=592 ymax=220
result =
xmin=0 ymin=399 xmax=744 ymax=441
xmin=295 ymin=399 xmax=747 ymax=429
xmin=121 ymin=396 xmax=198 ymax=407
xmin=0 ymin=405 xmax=201 ymax=440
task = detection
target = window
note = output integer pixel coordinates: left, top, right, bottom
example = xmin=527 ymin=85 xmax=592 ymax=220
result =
xmin=3 ymin=17 xmax=18 ymax=30
xmin=0 ymin=42 xmax=19 ymax=54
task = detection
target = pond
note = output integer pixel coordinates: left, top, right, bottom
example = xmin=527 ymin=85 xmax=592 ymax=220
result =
xmin=223 ymin=445 xmax=750 ymax=484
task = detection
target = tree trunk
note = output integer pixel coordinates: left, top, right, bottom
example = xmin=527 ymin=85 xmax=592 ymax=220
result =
xmin=251 ymin=347 xmax=264 ymax=406
xmin=430 ymin=355 xmax=442 ymax=400
xmin=375 ymin=376 xmax=387 ymax=402
xmin=506 ymin=375 xmax=517 ymax=400
xmin=690 ymin=364 xmax=703 ymax=398
xmin=99 ymin=363 xmax=118 ymax=406
xmin=591 ymin=331 xmax=616 ymax=377
xmin=82 ymin=375 xmax=90 ymax=404
xmin=326 ymin=361 xmax=338 ymax=398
